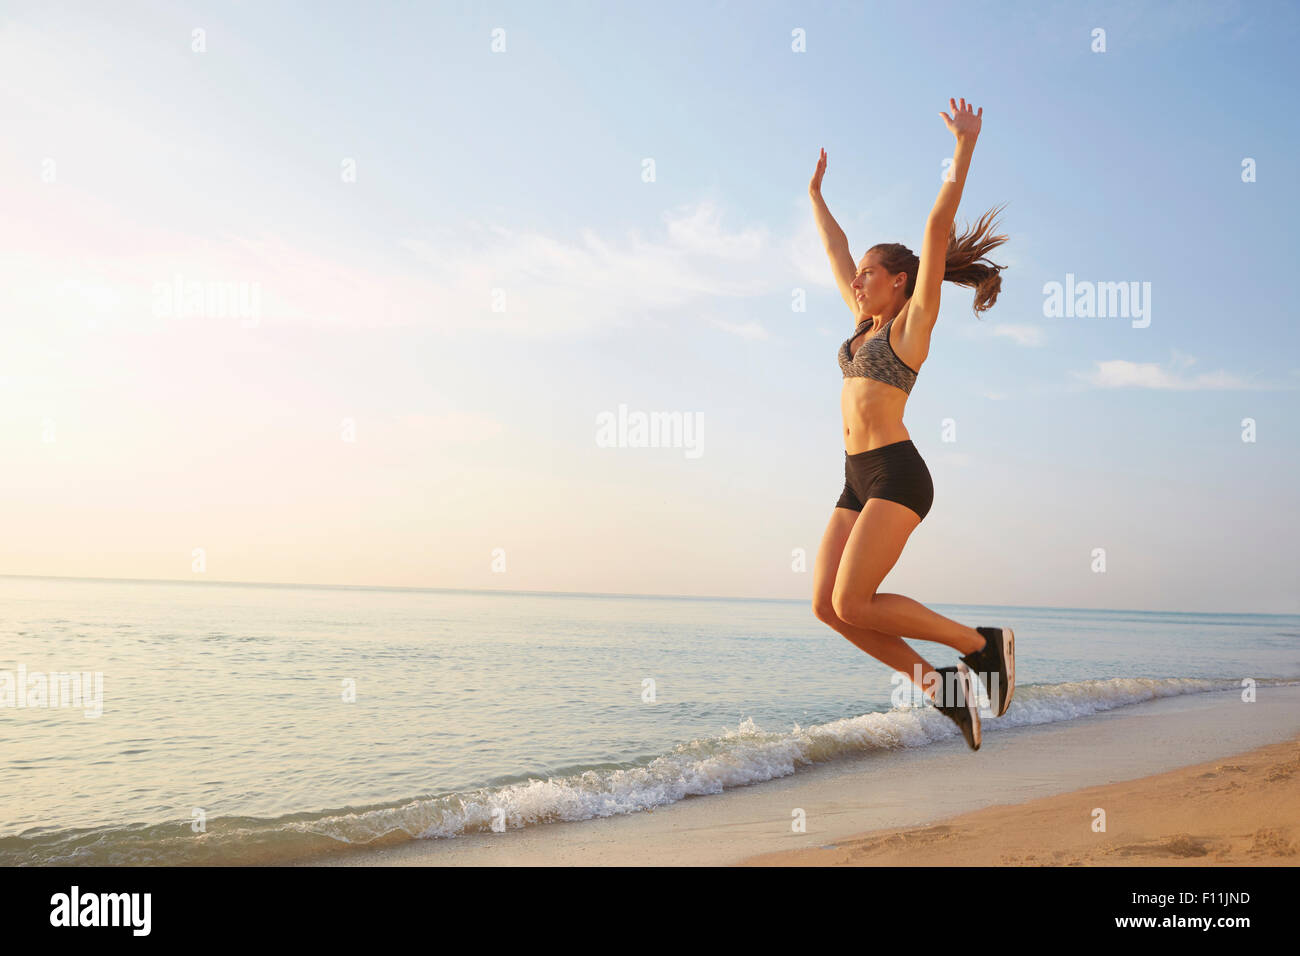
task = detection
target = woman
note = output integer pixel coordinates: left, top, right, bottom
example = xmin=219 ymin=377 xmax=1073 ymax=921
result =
xmin=808 ymin=97 xmax=1014 ymax=751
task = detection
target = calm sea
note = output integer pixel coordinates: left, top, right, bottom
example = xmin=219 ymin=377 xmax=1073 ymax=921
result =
xmin=1 ymin=575 xmax=1296 ymax=865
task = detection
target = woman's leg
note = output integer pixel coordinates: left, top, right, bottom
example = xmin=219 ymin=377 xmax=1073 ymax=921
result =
xmin=830 ymin=497 xmax=986 ymax=656
xmin=813 ymin=506 xmax=944 ymax=703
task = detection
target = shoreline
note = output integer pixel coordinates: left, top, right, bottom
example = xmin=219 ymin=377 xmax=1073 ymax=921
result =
xmin=300 ymin=683 xmax=1300 ymax=867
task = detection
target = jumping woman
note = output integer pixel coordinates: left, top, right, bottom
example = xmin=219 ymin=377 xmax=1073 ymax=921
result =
xmin=808 ymin=97 xmax=1014 ymax=751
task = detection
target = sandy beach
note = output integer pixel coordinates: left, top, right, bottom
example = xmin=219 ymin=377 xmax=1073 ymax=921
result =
xmin=302 ymin=682 xmax=1300 ymax=867
xmin=740 ymin=734 xmax=1299 ymax=866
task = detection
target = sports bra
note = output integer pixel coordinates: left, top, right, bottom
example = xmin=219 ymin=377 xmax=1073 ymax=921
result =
xmin=838 ymin=315 xmax=919 ymax=394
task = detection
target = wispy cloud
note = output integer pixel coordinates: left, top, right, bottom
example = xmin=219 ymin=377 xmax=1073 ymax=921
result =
xmin=948 ymin=314 xmax=1043 ymax=346
xmin=1072 ymin=352 xmax=1255 ymax=390
xmin=710 ymin=318 xmax=770 ymax=340
xmin=987 ymin=324 xmax=1045 ymax=347
xmin=1 ymin=198 xmax=800 ymax=339
xmin=385 ymin=199 xmax=792 ymax=334
xmin=665 ymin=201 xmax=769 ymax=260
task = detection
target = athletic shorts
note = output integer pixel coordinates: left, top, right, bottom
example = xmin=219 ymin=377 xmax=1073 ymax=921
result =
xmin=835 ymin=439 xmax=934 ymax=521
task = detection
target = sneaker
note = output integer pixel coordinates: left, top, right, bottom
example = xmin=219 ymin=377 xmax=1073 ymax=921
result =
xmin=961 ymin=626 xmax=1015 ymax=717
xmin=930 ymin=663 xmax=981 ymax=751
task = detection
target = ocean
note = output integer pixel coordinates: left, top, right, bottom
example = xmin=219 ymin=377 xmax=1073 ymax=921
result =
xmin=1 ymin=575 xmax=1297 ymax=866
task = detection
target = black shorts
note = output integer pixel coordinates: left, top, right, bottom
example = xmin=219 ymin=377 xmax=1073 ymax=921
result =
xmin=835 ymin=439 xmax=934 ymax=521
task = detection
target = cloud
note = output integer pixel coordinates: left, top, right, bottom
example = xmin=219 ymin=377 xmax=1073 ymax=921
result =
xmin=664 ymin=200 xmax=768 ymax=260
xmin=1072 ymin=355 xmax=1255 ymax=390
xmin=948 ymin=316 xmax=1043 ymax=347
xmin=1 ymin=197 xmax=799 ymax=340
xmin=390 ymin=199 xmax=791 ymax=334
xmin=988 ymin=324 xmax=1044 ymax=347
xmin=710 ymin=318 xmax=770 ymax=340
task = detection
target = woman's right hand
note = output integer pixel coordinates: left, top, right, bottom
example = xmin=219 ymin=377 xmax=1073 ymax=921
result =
xmin=809 ymin=147 xmax=828 ymax=196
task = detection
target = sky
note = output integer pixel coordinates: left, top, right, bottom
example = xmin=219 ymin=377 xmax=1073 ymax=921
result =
xmin=1 ymin=0 xmax=1297 ymax=613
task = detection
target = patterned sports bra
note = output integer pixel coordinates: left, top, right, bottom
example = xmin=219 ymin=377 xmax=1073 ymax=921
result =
xmin=838 ymin=315 xmax=919 ymax=394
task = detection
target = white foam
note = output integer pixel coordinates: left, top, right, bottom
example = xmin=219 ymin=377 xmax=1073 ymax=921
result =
xmin=294 ymin=676 xmax=1292 ymax=846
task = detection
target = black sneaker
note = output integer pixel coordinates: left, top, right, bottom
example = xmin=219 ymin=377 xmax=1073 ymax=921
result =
xmin=930 ymin=663 xmax=981 ymax=751
xmin=961 ymin=625 xmax=1015 ymax=717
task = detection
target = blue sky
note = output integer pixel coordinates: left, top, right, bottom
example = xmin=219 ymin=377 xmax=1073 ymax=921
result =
xmin=1 ymin=0 xmax=1297 ymax=612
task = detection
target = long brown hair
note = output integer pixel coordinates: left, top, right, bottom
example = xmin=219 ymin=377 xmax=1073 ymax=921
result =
xmin=869 ymin=202 xmax=1010 ymax=317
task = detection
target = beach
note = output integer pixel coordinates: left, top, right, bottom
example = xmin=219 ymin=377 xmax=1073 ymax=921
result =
xmin=305 ymin=681 xmax=1300 ymax=867
xmin=741 ymin=734 xmax=1299 ymax=867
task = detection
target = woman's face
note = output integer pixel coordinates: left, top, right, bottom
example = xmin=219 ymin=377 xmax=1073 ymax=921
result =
xmin=850 ymin=253 xmax=901 ymax=314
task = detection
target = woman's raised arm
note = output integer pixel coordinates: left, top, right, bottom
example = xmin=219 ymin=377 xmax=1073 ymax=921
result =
xmin=809 ymin=148 xmax=861 ymax=319
xmin=912 ymin=98 xmax=983 ymax=323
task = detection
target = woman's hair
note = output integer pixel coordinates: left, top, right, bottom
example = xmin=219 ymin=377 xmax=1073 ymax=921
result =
xmin=868 ymin=202 xmax=1010 ymax=317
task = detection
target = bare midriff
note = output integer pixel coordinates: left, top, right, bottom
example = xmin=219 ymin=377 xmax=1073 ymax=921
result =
xmin=841 ymin=379 xmax=911 ymax=454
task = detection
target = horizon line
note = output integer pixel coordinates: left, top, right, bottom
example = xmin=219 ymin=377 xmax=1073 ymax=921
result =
xmin=0 ymin=573 xmax=1293 ymax=618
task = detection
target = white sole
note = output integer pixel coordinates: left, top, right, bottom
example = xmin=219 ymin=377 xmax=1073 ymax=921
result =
xmin=956 ymin=661 xmax=982 ymax=749
xmin=1000 ymin=627 xmax=1016 ymax=717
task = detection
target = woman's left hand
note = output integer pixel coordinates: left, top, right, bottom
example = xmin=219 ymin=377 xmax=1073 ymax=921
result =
xmin=940 ymin=97 xmax=982 ymax=142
